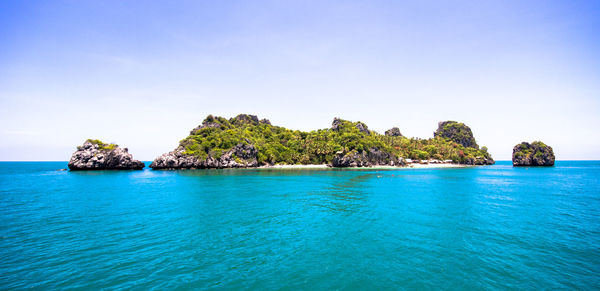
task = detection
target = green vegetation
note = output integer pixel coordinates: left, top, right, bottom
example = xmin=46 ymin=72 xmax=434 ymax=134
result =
xmin=512 ymin=140 xmax=555 ymax=166
xmin=434 ymin=121 xmax=479 ymax=149
xmin=86 ymin=139 xmax=118 ymax=151
xmin=177 ymin=114 xmax=493 ymax=165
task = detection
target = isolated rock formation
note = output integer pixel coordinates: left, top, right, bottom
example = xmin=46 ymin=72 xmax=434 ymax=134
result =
xmin=512 ymin=141 xmax=555 ymax=166
xmin=68 ymin=139 xmax=144 ymax=170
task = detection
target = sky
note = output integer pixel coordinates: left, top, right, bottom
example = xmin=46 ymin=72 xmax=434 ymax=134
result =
xmin=1 ymin=0 xmax=599 ymax=161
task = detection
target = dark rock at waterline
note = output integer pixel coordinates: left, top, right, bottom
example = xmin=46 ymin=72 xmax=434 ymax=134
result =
xmin=463 ymin=156 xmax=495 ymax=165
xmin=512 ymin=141 xmax=555 ymax=166
xmin=150 ymin=143 xmax=258 ymax=169
xmin=68 ymin=139 xmax=144 ymax=170
xmin=331 ymin=148 xmax=406 ymax=167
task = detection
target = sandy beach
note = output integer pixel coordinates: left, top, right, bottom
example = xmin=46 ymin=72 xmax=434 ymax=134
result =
xmin=406 ymin=163 xmax=466 ymax=169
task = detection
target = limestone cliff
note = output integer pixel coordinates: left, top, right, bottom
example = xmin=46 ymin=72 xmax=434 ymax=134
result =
xmin=68 ymin=139 xmax=144 ymax=170
xmin=434 ymin=121 xmax=478 ymax=149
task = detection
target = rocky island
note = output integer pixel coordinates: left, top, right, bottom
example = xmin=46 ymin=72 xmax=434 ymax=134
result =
xmin=150 ymin=114 xmax=494 ymax=169
xmin=512 ymin=141 xmax=555 ymax=166
xmin=68 ymin=139 xmax=145 ymax=170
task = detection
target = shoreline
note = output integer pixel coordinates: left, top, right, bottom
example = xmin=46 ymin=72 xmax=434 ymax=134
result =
xmin=407 ymin=163 xmax=466 ymax=169
xmin=61 ymin=162 xmax=472 ymax=171
xmin=257 ymin=163 xmax=467 ymax=170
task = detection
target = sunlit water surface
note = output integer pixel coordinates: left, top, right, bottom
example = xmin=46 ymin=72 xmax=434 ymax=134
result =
xmin=1 ymin=161 xmax=599 ymax=289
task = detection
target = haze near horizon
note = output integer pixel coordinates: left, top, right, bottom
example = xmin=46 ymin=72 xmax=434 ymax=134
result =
xmin=1 ymin=0 xmax=599 ymax=161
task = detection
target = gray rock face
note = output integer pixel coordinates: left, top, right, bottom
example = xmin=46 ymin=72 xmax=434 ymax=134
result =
xmin=512 ymin=141 xmax=555 ymax=166
xmin=150 ymin=143 xmax=258 ymax=169
xmin=231 ymin=114 xmax=259 ymax=126
xmin=189 ymin=116 xmax=222 ymax=135
xmin=434 ymin=121 xmax=479 ymax=149
xmin=385 ymin=127 xmax=403 ymax=137
xmin=462 ymin=156 xmax=495 ymax=166
xmin=68 ymin=140 xmax=144 ymax=170
xmin=355 ymin=122 xmax=370 ymax=134
xmin=331 ymin=148 xmax=406 ymax=167
xmin=331 ymin=118 xmax=370 ymax=134
xmin=331 ymin=118 xmax=344 ymax=131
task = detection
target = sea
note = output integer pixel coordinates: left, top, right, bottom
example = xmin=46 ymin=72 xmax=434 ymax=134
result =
xmin=0 ymin=161 xmax=599 ymax=290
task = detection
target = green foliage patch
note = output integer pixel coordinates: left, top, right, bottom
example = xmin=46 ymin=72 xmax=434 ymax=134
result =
xmin=86 ymin=139 xmax=118 ymax=151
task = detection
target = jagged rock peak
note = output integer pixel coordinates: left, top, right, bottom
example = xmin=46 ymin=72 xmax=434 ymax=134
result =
xmin=355 ymin=122 xmax=370 ymax=134
xmin=512 ymin=141 xmax=555 ymax=166
xmin=434 ymin=121 xmax=478 ymax=149
xmin=190 ymin=114 xmax=265 ymax=135
xmin=68 ymin=139 xmax=144 ymax=170
xmin=331 ymin=118 xmax=343 ymax=131
xmin=385 ymin=127 xmax=403 ymax=137
xmin=331 ymin=118 xmax=370 ymax=134
xmin=230 ymin=114 xmax=259 ymax=126
xmin=189 ymin=115 xmax=224 ymax=134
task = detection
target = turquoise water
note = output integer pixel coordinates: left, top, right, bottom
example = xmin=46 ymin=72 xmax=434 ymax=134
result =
xmin=0 ymin=161 xmax=599 ymax=289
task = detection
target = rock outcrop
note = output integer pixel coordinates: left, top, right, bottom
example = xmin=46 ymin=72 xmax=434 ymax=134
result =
xmin=231 ymin=114 xmax=260 ymax=126
xmin=150 ymin=143 xmax=258 ymax=169
xmin=331 ymin=118 xmax=370 ymax=134
xmin=385 ymin=127 xmax=403 ymax=137
xmin=331 ymin=148 xmax=406 ymax=167
xmin=189 ymin=115 xmax=221 ymax=135
xmin=331 ymin=117 xmax=343 ymax=131
xmin=68 ymin=139 xmax=144 ymax=170
xmin=512 ymin=141 xmax=555 ymax=166
xmin=434 ymin=121 xmax=478 ymax=149
xmin=463 ymin=156 xmax=495 ymax=165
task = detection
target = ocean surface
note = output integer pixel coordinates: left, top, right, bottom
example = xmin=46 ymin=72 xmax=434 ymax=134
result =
xmin=0 ymin=161 xmax=599 ymax=290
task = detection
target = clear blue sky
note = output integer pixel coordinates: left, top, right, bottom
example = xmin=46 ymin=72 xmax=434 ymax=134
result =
xmin=1 ymin=0 xmax=599 ymax=161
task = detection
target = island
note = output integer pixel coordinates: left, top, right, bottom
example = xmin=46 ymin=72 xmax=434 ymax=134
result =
xmin=512 ymin=141 xmax=555 ymax=166
xmin=68 ymin=139 xmax=145 ymax=170
xmin=150 ymin=114 xmax=494 ymax=169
